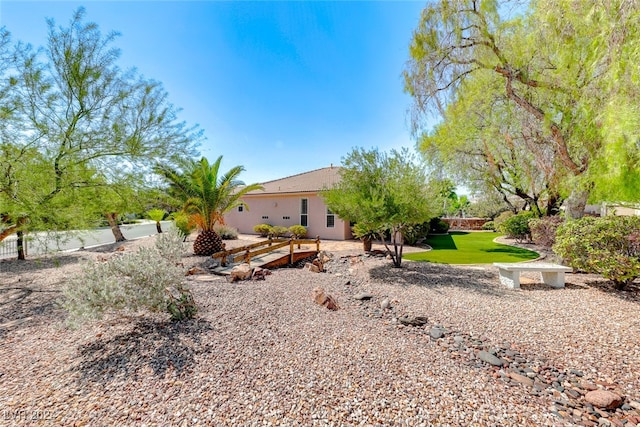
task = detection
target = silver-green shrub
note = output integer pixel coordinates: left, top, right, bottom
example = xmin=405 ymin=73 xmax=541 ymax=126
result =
xmin=62 ymin=228 xmax=196 ymax=327
xmin=214 ymin=224 xmax=239 ymax=240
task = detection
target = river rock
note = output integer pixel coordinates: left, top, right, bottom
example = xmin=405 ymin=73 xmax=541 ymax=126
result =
xmin=477 ymin=350 xmax=505 ymax=367
xmin=354 ymin=293 xmax=374 ymax=301
xmin=398 ymin=315 xmax=428 ymax=327
xmin=429 ymin=326 xmax=444 ymax=339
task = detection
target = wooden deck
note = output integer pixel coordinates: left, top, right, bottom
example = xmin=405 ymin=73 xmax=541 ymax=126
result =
xmin=210 ymin=237 xmax=320 ymax=275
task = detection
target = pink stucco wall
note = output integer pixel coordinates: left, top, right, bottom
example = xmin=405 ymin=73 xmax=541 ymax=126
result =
xmin=224 ymin=193 xmax=352 ymax=240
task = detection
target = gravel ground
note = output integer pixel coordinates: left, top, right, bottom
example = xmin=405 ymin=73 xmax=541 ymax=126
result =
xmin=0 ymin=235 xmax=639 ymax=426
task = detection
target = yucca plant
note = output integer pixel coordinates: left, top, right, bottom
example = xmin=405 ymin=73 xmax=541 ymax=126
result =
xmin=157 ymin=156 xmax=263 ymax=255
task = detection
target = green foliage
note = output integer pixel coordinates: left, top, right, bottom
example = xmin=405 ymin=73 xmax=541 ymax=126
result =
xmin=270 ymin=226 xmax=289 ymax=238
xmin=214 ymin=224 xmax=238 ymax=240
xmin=351 ymin=223 xmax=381 ymax=241
xmin=404 ymin=231 xmax=539 ymax=264
xmin=466 ymin=194 xmax=514 ymax=220
xmin=403 ymin=222 xmax=430 ymax=246
xmin=146 ymin=209 xmax=167 ymax=222
xmin=157 ymin=156 xmax=262 ymax=233
xmin=166 ymin=289 xmax=197 ymax=321
xmin=0 ymin=9 xmax=202 ymax=253
xmin=288 ymin=225 xmax=307 ymax=238
xmin=429 ymin=217 xmax=450 ymax=234
xmin=322 ymin=147 xmax=437 ymax=267
xmin=253 ymin=224 xmax=273 ymax=237
xmin=62 ymin=228 xmax=196 ymax=327
xmin=554 ymin=216 xmax=640 ymax=290
xmin=529 ymin=215 xmax=565 ymax=248
xmin=481 ymin=221 xmax=496 ymax=231
xmin=405 ymin=0 xmax=640 ymax=216
xmin=172 ymin=212 xmax=195 ymax=240
xmin=493 ymin=211 xmax=515 ymax=231
xmin=498 ymin=211 xmax=537 ymax=242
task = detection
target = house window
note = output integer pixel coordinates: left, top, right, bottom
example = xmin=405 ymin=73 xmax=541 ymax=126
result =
xmin=238 ymin=205 xmax=244 ymax=212
xmin=326 ymin=207 xmax=335 ymax=228
xmin=262 ymin=215 xmax=269 ymax=220
xmin=300 ymin=198 xmax=308 ymax=227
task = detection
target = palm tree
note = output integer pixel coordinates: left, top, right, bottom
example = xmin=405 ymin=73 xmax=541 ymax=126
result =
xmin=146 ymin=209 xmax=166 ymax=233
xmin=157 ymin=156 xmax=263 ymax=255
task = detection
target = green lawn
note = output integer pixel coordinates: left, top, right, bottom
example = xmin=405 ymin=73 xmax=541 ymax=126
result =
xmin=403 ymin=231 xmax=539 ymax=264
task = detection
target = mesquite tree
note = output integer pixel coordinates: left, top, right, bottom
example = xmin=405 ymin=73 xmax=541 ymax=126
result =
xmin=0 ymin=8 xmax=201 ymax=253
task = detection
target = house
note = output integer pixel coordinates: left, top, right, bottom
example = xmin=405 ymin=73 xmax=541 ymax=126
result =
xmin=223 ymin=166 xmax=353 ymax=240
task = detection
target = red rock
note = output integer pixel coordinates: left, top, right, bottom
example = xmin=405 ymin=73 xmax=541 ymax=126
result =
xmin=312 ymin=287 xmax=339 ymax=310
xmin=609 ymin=418 xmax=624 ymax=427
xmin=595 ymin=380 xmax=619 ymax=388
xmin=584 ymin=390 xmax=624 ymax=410
xmin=580 ymin=381 xmax=598 ymax=391
xmin=508 ymin=372 xmax=534 ymax=387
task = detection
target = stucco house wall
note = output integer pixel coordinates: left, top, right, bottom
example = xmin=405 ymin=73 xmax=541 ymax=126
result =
xmin=224 ymin=167 xmax=352 ymax=241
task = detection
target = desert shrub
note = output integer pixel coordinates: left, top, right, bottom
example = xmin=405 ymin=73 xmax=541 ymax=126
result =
xmin=529 ymin=215 xmax=564 ymax=248
xmin=253 ymin=223 xmax=273 ymax=237
xmin=172 ymin=212 xmax=196 ymax=241
xmin=403 ymin=222 xmax=430 ymax=245
xmin=499 ymin=211 xmax=536 ymax=242
xmin=554 ymin=215 xmax=640 ymax=290
xmin=429 ymin=217 xmax=450 ymax=234
xmin=288 ymin=225 xmax=307 ymax=238
xmin=482 ymin=221 xmax=496 ymax=231
xmin=214 ymin=224 xmax=238 ymax=240
xmin=62 ymin=228 xmax=196 ymax=327
xmin=270 ymin=225 xmax=289 ymax=238
xmin=493 ymin=210 xmax=514 ymax=231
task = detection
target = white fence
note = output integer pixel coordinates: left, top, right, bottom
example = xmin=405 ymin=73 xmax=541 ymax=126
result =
xmin=0 ymin=237 xmax=26 ymax=259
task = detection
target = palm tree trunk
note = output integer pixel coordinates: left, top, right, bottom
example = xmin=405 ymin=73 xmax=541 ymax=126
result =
xmin=156 ymin=221 xmax=163 ymax=233
xmin=105 ymin=212 xmax=127 ymax=242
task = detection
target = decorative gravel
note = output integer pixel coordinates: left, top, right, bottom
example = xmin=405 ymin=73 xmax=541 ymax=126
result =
xmin=0 ymin=236 xmax=639 ymax=426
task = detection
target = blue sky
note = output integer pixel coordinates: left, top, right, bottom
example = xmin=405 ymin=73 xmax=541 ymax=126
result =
xmin=0 ymin=1 xmax=429 ymax=185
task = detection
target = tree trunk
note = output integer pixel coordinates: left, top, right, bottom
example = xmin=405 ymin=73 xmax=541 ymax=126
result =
xmin=564 ymin=189 xmax=590 ymax=219
xmin=105 ymin=212 xmax=127 ymax=242
xmin=16 ymin=230 xmax=26 ymax=260
xmin=362 ymin=238 xmax=372 ymax=252
xmin=546 ymin=192 xmax=563 ymax=216
xmin=0 ymin=216 xmax=27 ymax=243
xmin=156 ymin=221 xmax=163 ymax=234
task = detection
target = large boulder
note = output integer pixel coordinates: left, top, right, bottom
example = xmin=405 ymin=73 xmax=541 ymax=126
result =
xmin=584 ymin=390 xmax=624 ymax=409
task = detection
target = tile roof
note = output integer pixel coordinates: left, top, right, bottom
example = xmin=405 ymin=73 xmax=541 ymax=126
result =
xmin=246 ymin=166 xmax=342 ymax=195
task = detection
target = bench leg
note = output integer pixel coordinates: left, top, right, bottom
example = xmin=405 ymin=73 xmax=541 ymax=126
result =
xmin=498 ymin=269 xmax=520 ymax=289
xmin=541 ymin=272 xmax=565 ymax=288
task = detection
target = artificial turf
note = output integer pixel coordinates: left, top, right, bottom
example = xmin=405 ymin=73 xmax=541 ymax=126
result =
xmin=403 ymin=231 xmax=539 ymax=264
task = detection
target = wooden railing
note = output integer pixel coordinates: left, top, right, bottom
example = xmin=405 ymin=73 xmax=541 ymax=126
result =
xmin=211 ymin=236 xmax=321 ymax=266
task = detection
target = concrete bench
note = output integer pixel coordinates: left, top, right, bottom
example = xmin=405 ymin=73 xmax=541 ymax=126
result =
xmin=493 ymin=262 xmax=573 ymax=289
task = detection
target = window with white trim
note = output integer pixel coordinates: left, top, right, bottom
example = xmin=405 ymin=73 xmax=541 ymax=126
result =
xmin=300 ymin=198 xmax=308 ymax=227
xmin=326 ymin=207 xmax=335 ymax=228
